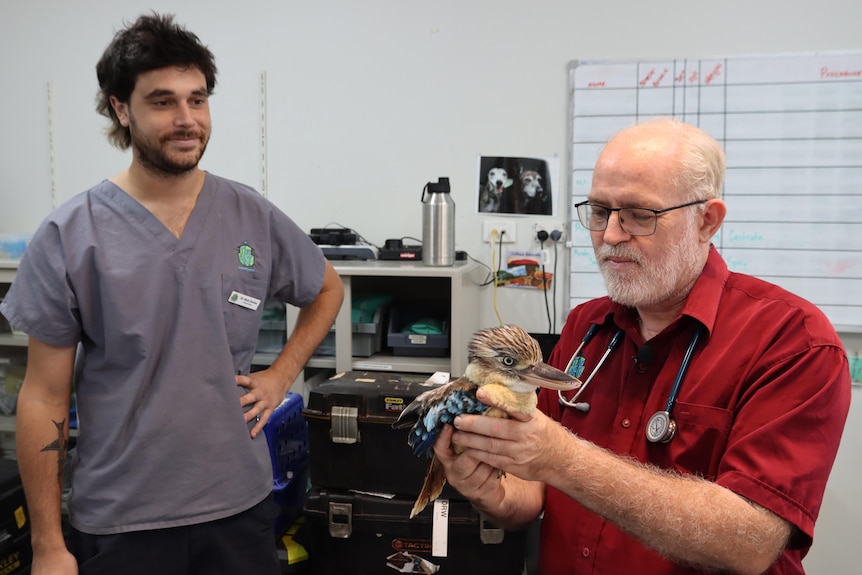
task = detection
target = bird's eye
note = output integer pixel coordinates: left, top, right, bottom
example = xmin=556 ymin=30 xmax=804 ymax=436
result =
xmin=502 ymin=356 xmax=515 ymax=366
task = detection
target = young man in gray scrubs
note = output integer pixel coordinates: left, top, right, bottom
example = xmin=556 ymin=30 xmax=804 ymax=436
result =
xmin=0 ymin=13 xmax=343 ymax=575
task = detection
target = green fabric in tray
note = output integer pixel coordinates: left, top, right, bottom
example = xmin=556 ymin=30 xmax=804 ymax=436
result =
xmin=352 ymin=294 xmax=393 ymax=324
xmin=402 ymin=318 xmax=446 ymax=335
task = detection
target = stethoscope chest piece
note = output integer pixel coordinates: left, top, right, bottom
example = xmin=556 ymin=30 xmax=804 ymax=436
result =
xmin=646 ymin=410 xmax=677 ymax=443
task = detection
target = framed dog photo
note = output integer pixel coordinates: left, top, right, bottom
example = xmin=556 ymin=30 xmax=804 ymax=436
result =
xmin=475 ymin=155 xmax=558 ymax=216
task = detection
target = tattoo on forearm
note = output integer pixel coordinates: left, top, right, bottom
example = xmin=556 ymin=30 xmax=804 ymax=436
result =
xmin=40 ymin=419 xmax=68 ymax=490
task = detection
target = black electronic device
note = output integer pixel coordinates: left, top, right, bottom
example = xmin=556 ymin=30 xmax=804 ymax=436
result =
xmin=319 ymin=245 xmax=376 ymax=261
xmin=309 ymin=228 xmax=357 ymax=246
xmin=378 ymin=239 xmax=422 ymax=261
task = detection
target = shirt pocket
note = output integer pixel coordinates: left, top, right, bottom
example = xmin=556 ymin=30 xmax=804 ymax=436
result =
xmin=652 ymin=401 xmax=733 ymax=479
xmin=221 ymin=274 xmax=268 ymax=356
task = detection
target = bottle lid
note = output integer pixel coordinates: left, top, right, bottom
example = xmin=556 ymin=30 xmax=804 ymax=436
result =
xmin=427 ymin=177 xmax=450 ymax=193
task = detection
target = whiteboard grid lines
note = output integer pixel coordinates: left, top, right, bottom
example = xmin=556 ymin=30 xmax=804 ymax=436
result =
xmin=568 ymin=51 xmax=862 ymax=328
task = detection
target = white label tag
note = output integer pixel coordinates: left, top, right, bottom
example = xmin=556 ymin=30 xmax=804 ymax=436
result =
xmin=432 ymin=499 xmax=449 ymax=557
xmin=424 ymin=372 xmax=450 ymax=386
xmin=228 ymin=291 xmax=261 ymax=311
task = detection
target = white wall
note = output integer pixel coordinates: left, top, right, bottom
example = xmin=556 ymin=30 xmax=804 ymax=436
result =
xmin=1 ymin=1 xmax=859 ymax=572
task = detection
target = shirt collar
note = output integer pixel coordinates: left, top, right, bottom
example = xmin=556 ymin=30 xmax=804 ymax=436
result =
xmin=679 ymin=244 xmax=727 ymax=336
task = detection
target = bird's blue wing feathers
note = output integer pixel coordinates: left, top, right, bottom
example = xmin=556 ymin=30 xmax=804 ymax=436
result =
xmin=406 ymin=380 xmax=490 ymax=458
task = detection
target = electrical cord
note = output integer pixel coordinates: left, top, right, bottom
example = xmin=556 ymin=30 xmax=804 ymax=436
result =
xmin=469 ymin=254 xmax=496 ymax=286
xmin=537 ymin=230 xmax=552 ymax=333
xmin=497 ymin=230 xmax=505 ymax=278
xmin=550 ymin=229 xmax=563 ymax=333
xmin=490 ymin=229 xmax=505 ymax=326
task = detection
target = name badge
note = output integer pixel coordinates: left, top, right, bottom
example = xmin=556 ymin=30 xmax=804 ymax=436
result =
xmin=228 ymin=291 xmax=261 ymax=311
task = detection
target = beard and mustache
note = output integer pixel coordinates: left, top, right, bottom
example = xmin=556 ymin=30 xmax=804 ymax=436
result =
xmin=128 ymin=112 xmax=209 ymax=177
xmin=597 ymin=215 xmax=704 ymax=308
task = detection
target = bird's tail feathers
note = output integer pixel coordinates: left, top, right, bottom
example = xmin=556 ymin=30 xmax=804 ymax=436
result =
xmin=412 ymin=431 xmax=440 ymax=458
xmin=410 ymin=455 xmax=447 ymax=519
xmin=392 ymin=400 xmax=422 ymax=429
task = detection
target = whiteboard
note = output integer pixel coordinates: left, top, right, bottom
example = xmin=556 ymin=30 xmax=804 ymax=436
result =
xmin=568 ymin=52 xmax=862 ymax=330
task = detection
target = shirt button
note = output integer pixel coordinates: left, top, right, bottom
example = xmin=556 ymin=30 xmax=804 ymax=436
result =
xmin=582 ymin=547 xmax=591 ymax=557
xmin=621 ymin=418 xmax=631 ymax=428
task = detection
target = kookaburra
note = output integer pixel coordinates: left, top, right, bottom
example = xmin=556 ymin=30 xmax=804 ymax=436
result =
xmin=393 ymin=324 xmax=581 ymax=518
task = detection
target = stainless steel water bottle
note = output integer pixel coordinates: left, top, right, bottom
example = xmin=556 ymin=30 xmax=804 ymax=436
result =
xmin=421 ymin=177 xmax=455 ymax=266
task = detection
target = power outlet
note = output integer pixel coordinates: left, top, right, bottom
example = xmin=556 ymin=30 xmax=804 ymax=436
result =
xmin=483 ymin=221 xmax=516 ymax=243
xmin=533 ymin=222 xmax=566 ymax=243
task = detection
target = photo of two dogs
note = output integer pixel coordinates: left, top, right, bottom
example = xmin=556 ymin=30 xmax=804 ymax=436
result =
xmin=477 ymin=157 xmax=552 ymax=215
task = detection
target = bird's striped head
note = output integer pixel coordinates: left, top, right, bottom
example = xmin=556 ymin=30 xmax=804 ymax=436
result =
xmin=466 ymin=324 xmax=580 ymax=392
xmin=468 ymin=324 xmax=542 ymax=365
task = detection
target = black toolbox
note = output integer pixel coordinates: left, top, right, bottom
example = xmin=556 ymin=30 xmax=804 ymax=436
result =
xmin=303 ymin=371 xmax=461 ymax=499
xmin=302 ymin=488 xmax=526 ymax=575
xmin=0 ymin=458 xmax=31 ymax=575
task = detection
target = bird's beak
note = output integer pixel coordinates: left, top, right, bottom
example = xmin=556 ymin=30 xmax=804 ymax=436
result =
xmin=520 ymin=362 xmax=582 ymax=390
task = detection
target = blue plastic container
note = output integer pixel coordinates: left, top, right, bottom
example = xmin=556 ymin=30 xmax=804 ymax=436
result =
xmin=263 ymin=392 xmax=310 ymax=534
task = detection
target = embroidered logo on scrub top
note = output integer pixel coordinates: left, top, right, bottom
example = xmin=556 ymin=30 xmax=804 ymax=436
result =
xmin=237 ymin=241 xmax=256 ymax=271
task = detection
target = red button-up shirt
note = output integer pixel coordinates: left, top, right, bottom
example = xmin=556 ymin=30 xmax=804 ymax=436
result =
xmin=538 ymin=247 xmax=850 ymax=574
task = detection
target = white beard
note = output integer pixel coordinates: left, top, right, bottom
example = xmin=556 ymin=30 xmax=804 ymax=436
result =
xmin=597 ymin=216 xmax=704 ymax=307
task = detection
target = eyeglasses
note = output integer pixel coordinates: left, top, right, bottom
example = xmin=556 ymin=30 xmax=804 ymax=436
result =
xmin=574 ymin=200 xmax=708 ymax=236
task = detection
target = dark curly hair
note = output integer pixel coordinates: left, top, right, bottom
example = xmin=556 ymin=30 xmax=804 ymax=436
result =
xmin=95 ymin=12 xmax=218 ymax=150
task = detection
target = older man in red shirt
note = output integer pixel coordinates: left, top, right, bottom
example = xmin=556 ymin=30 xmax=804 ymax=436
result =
xmin=434 ymin=119 xmax=850 ymax=574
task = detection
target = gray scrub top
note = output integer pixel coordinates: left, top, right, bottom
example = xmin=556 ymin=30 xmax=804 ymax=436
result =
xmin=0 ymin=173 xmax=326 ymax=534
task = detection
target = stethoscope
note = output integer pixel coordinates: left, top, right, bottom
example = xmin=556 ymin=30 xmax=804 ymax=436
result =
xmin=559 ymin=322 xmax=706 ymax=443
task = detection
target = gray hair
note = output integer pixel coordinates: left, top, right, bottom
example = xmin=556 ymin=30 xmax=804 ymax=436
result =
xmin=618 ymin=118 xmax=726 ymax=201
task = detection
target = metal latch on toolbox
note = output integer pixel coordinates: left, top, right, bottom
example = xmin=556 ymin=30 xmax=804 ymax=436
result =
xmin=330 ymin=405 xmax=360 ymax=444
xmin=328 ymin=501 xmax=353 ymax=538
xmin=479 ymin=511 xmax=505 ymax=544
